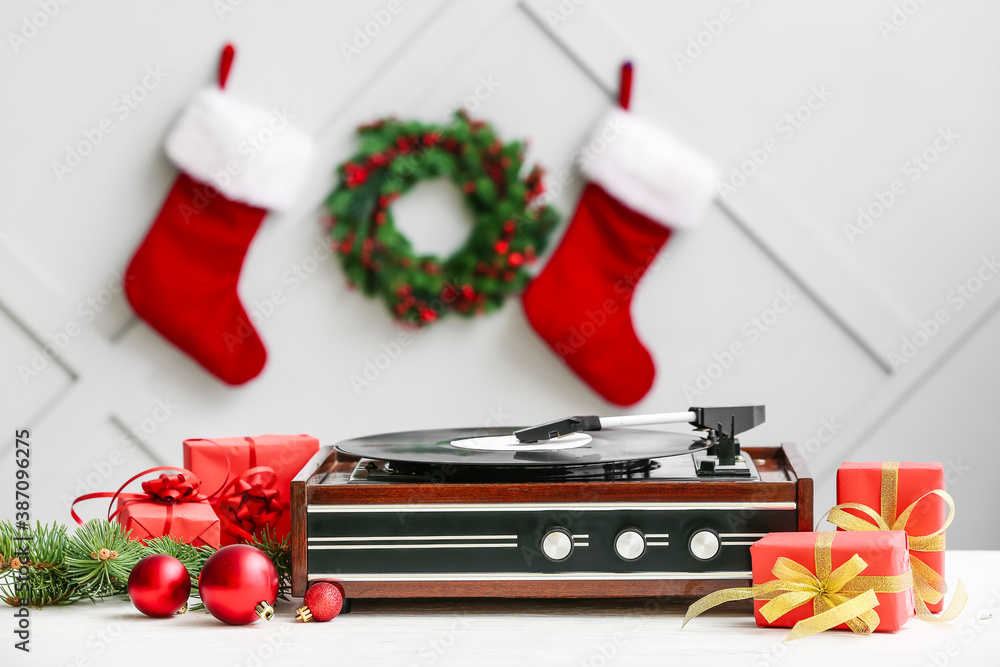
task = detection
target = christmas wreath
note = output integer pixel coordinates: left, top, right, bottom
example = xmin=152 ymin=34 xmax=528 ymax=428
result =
xmin=326 ymin=111 xmax=559 ymax=326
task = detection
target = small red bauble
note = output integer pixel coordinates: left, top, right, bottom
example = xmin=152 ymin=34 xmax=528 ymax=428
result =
xmin=296 ymin=581 xmax=344 ymax=622
xmin=199 ymin=545 xmax=278 ymax=625
xmin=128 ymin=554 xmax=191 ymax=618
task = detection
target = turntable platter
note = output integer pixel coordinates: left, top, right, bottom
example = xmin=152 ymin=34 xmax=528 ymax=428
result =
xmin=333 ymin=427 xmax=706 ymax=466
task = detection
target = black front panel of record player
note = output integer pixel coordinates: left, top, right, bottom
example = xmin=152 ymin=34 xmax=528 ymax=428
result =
xmin=307 ymin=504 xmax=797 ymax=577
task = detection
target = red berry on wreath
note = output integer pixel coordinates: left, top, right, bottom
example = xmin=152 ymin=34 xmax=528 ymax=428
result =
xmin=199 ymin=545 xmax=278 ymax=626
xmin=508 ymin=252 xmax=524 ymax=267
xmin=494 ymin=240 xmax=509 ymax=254
xmin=128 ymin=554 xmax=191 ymax=618
xmin=296 ymin=581 xmax=345 ymax=623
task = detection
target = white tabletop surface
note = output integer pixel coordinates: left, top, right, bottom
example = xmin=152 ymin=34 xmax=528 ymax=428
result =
xmin=11 ymin=551 xmax=1000 ymax=666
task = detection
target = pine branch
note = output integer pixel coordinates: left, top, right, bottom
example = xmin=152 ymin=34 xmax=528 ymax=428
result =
xmin=64 ymin=520 xmax=142 ymax=599
xmin=0 ymin=521 xmax=88 ymax=606
xmin=2 ymin=520 xmax=296 ymax=608
xmin=249 ymin=528 xmax=292 ymax=600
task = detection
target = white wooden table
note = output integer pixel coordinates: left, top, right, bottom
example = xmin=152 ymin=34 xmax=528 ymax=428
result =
xmin=15 ymin=551 xmax=1000 ymax=666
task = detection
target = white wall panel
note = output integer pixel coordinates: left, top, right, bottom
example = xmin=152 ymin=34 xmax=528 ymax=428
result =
xmin=1 ymin=1 xmax=995 ymax=547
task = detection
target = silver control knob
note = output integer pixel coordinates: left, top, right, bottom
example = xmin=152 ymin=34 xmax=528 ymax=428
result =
xmin=541 ymin=528 xmax=573 ymax=561
xmin=614 ymin=529 xmax=646 ymax=561
xmin=689 ymin=529 xmax=721 ymax=561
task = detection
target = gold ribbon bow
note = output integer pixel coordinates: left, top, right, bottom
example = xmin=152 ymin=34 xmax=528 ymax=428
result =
xmin=683 ymin=532 xmax=914 ymax=642
xmin=823 ymin=462 xmax=966 ymax=621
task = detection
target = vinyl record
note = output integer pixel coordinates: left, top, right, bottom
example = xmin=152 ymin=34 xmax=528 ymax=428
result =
xmin=334 ymin=427 xmax=706 ymax=467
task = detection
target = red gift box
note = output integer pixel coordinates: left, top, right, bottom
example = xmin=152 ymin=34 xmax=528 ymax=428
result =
xmin=836 ymin=462 xmax=949 ymax=613
xmin=116 ymin=495 xmax=220 ymax=548
xmin=70 ymin=468 xmax=222 ymax=549
xmin=751 ymin=530 xmax=915 ymax=634
xmin=183 ymin=434 xmax=319 ymax=545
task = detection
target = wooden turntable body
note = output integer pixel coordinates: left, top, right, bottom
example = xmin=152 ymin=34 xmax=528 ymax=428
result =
xmin=290 ymin=443 xmax=812 ymax=599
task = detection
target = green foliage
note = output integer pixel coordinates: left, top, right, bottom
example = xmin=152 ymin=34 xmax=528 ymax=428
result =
xmin=64 ymin=519 xmax=143 ymax=599
xmin=328 ymin=111 xmax=559 ymax=326
xmin=249 ymin=528 xmax=292 ymax=601
xmin=0 ymin=522 xmax=80 ymax=606
xmin=0 ymin=520 xmax=293 ymax=609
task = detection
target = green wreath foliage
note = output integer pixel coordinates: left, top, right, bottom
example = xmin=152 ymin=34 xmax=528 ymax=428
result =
xmin=326 ymin=111 xmax=558 ymax=326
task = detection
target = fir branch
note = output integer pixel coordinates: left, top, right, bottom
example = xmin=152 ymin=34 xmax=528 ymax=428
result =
xmin=65 ymin=520 xmax=142 ymax=599
xmin=249 ymin=528 xmax=292 ymax=600
xmin=139 ymin=535 xmax=215 ymax=597
xmin=1 ymin=521 xmax=82 ymax=607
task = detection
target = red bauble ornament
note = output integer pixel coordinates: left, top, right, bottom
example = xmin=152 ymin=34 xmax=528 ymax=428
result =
xmin=128 ymin=554 xmax=191 ymax=618
xmin=296 ymin=582 xmax=344 ymax=622
xmin=199 ymin=545 xmax=278 ymax=625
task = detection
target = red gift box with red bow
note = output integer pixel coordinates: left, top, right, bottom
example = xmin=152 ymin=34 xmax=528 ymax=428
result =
xmin=113 ymin=470 xmax=220 ymax=548
xmin=183 ymin=434 xmax=319 ymax=545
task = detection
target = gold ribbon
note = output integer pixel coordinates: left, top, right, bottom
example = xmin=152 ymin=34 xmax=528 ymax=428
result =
xmin=821 ymin=462 xmax=966 ymax=622
xmin=683 ymin=532 xmax=914 ymax=642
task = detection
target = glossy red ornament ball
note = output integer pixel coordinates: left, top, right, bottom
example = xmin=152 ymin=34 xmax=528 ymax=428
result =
xmin=296 ymin=581 xmax=344 ymax=622
xmin=199 ymin=545 xmax=278 ymax=625
xmin=128 ymin=554 xmax=191 ymax=617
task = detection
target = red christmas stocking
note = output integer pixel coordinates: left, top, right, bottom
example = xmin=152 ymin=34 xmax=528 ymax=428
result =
xmin=125 ymin=45 xmax=313 ymax=385
xmin=522 ymin=65 xmax=717 ymax=405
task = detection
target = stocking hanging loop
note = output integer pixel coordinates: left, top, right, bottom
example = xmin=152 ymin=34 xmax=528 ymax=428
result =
xmin=218 ymin=43 xmax=236 ymax=89
xmin=618 ymin=61 xmax=633 ymax=110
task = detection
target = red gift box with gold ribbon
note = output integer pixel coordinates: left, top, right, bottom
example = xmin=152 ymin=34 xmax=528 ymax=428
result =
xmin=834 ymin=462 xmax=951 ymax=614
xmin=750 ymin=531 xmax=914 ymax=634
xmin=183 ymin=434 xmax=319 ymax=545
xmin=683 ymin=530 xmax=915 ymax=641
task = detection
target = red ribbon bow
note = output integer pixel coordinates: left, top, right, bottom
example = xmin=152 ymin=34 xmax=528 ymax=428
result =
xmin=215 ymin=466 xmax=284 ymax=541
xmin=70 ymin=466 xmax=215 ymax=539
xmin=140 ymin=472 xmax=203 ymax=504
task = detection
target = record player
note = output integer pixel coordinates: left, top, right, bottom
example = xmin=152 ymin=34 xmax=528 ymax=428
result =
xmin=290 ymin=406 xmax=812 ymax=601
